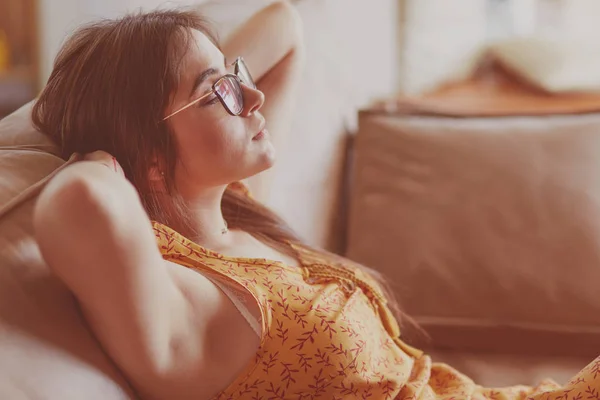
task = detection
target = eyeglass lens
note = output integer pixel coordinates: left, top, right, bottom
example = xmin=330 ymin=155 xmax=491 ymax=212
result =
xmin=215 ymin=76 xmax=244 ymax=115
xmin=236 ymin=59 xmax=256 ymax=89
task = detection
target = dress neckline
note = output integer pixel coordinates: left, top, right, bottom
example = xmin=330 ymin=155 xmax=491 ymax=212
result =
xmin=152 ymin=221 xmax=306 ymax=272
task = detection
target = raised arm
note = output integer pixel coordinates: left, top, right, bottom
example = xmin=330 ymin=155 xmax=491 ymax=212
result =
xmin=222 ymin=1 xmax=305 ymax=202
xmin=33 ymin=154 xmax=195 ymax=387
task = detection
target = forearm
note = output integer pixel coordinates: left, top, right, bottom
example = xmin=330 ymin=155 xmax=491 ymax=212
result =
xmin=222 ymin=1 xmax=304 ymax=82
xmin=223 ymin=1 xmax=305 ymax=201
xmin=245 ymin=48 xmax=304 ymax=201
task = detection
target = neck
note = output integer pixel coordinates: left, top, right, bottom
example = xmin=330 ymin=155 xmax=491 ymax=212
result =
xmin=167 ymin=185 xmax=231 ymax=246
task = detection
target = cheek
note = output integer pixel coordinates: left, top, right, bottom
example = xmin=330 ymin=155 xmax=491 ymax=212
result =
xmin=204 ymin=118 xmax=247 ymax=157
xmin=177 ymin=116 xmax=247 ymax=165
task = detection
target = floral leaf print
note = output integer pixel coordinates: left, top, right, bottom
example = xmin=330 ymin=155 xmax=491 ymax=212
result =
xmin=309 ymin=303 xmax=332 ymax=315
xmin=585 ymin=385 xmax=600 ymax=400
xmin=297 ymin=352 xmax=314 ymax=373
xmin=334 ymin=362 xmax=348 ymax=379
xmin=280 ymin=361 xmax=300 ymax=388
xmin=349 ymin=357 xmax=360 ymax=375
xmin=340 ymin=324 xmax=359 ymax=339
xmin=318 ymin=316 xmax=338 ymax=340
xmin=292 ymin=308 xmax=308 ymax=329
xmin=275 ymin=319 xmax=289 ymax=345
xmin=271 ymin=267 xmax=286 ymax=281
xmin=291 ymin=324 xmax=319 ymax=351
xmin=593 ymin=359 xmax=600 ymax=380
xmin=359 ymin=361 xmax=369 ymax=378
xmin=380 ymin=380 xmax=395 ymax=399
xmin=360 ymin=387 xmax=373 ymax=399
xmin=262 ymin=276 xmax=274 ymax=292
xmin=238 ymin=379 xmax=264 ymax=396
xmin=159 ymin=234 xmax=175 ymax=253
xmin=334 ymin=381 xmax=359 ymax=396
xmin=291 ymin=293 xmax=310 ymax=306
xmin=349 ymin=340 xmax=366 ymax=357
xmin=307 ymin=368 xmax=331 ymax=397
xmin=262 ymin=351 xmax=279 ymax=374
xmin=324 ymin=341 xmax=347 ymax=358
xmin=241 ymin=264 xmax=264 ymax=276
xmin=276 ymin=290 xmax=292 ymax=320
xmin=569 ymin=377 xmax=585 ymax=386
xmin=314 ymin=348 xmax=334 ymax=368
xmin=264 ymin=382 xmax=286 ymax=400
xmin=555 ymin=389 xmax=572 ymax=400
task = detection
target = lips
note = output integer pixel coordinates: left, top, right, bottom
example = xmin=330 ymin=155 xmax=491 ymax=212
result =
xmin=252 ymin=129 xmax=267 ymax=141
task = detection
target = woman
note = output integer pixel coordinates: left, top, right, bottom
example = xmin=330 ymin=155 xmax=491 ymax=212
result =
xmin=31 ymin=2 xmax=599 ymax=400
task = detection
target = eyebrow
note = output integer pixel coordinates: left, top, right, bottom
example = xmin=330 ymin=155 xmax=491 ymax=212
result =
xmin=189 ymin=57 xmax=229 ymax=98
xmin=189 ymin=67 xmax=220 ymax=98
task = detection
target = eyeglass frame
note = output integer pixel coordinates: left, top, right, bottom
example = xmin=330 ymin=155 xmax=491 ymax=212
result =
xmin=162 ymin=57 xmax=256 ymax=121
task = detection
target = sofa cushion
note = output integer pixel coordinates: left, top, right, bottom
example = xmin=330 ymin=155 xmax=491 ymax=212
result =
xmin=347 ymin=111 xmax=600 ymax=358
xmin=491 ymin=37 xmax=600 ymax=94
xmin=0 ymin=103 xmax=136 ymax=399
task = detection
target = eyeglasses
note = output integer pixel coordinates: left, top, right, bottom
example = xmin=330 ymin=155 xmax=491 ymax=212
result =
xmin=163 ymin=57 xmax=256 ymax=121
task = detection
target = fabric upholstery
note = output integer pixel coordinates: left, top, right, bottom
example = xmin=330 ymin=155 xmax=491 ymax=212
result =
xmin=426 ymin=349 xmax=591 ymax=387
xmin=0 ymin=103 xmax=136 ymax=399
xmin=347 ymin=110 xmax=600 ymax=363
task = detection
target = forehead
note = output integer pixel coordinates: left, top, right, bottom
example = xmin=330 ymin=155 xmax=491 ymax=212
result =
xmin=180 ymin=29 xmax=223 ymax=79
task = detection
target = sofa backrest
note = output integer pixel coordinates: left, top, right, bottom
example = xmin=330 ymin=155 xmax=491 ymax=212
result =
xmin=0 ymin=103 xmax=135 ymax=399
xmin=348 ymin=111 xmax=600 ymax=358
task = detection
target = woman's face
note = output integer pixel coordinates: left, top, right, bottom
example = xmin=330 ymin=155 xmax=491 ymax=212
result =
xmin=165 ymin=30 xmax=275 ymax=193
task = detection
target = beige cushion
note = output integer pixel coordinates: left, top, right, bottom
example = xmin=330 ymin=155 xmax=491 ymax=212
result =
xmin=0 ymin=103 xmax=135 ymax=399
xmin=427 ymin=348 xmax=589 ymax=387
xmin=347 ymin=111 xmax=600 ymax=358
xmin=491 ymin=37 xmax=600 ymax=93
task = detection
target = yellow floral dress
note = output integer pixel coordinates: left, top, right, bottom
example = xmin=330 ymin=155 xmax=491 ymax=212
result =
xmin=152 ymin=221 xmax=600 ymax=400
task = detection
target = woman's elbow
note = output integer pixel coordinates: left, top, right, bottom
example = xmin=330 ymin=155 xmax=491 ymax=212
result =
xmin=269 ymin=1 xmax=305 ymax=52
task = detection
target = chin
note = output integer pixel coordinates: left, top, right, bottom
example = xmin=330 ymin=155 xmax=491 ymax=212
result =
xmin=257 ymin=140 xmax=276 ymax=169
xmin=239 ymin=140 xmax=276 ymax=179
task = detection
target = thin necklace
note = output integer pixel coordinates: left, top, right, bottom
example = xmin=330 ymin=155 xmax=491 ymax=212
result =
xmin=221 ymin=219 xmax=229 ymax=235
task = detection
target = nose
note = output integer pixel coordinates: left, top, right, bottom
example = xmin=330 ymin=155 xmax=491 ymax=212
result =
xmin=240 ymin=84 xmax=265 ymax=117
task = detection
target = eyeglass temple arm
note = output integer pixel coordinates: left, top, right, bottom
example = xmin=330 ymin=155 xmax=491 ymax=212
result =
xmin=162 ymin=91 xmax=213 ymax=121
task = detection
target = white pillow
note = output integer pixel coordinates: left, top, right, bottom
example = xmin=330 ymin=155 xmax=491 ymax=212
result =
xmin=490 ymin=37 xmax=600 ymax=93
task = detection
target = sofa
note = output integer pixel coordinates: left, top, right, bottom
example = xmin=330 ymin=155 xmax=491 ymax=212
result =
xmin=346 ymin=68 xmax=600 ymax=386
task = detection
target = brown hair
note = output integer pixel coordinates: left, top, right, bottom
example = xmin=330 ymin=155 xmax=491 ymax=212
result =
xmin=32 ymin=9 xmax=417 ymax=331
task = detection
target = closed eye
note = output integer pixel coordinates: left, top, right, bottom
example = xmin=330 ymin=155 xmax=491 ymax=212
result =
xmin=200 ymin=94 xmax=220 ymax=107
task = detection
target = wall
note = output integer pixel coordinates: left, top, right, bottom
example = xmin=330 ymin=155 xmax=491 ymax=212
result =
xmin=398 ymin=0 xmax=487 ymax=95
xmin=37 ymin=0 xmax=205 ymax=83
xmin=398 ymin=0 xmax=600 ymax=95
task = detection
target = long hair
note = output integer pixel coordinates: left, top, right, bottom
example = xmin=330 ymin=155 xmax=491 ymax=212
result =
xmin=32 ymin=9 xmax=417 ymax=330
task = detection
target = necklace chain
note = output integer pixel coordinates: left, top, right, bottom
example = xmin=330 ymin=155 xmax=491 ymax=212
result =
xmin=221 ymin=219 xmax=229 ymax=235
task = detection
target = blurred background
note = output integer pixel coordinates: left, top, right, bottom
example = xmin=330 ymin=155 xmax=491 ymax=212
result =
xmin=5 ymin=0 xmax=600 ymax=247
xmin=3 ymin=0 xmax=600 ymax=117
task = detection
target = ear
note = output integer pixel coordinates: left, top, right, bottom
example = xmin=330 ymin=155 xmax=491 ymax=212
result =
xmin=147 ymin=153 xmax=165 ymax=184
xmin=148 ymin=162 xmax=163 ymax=182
